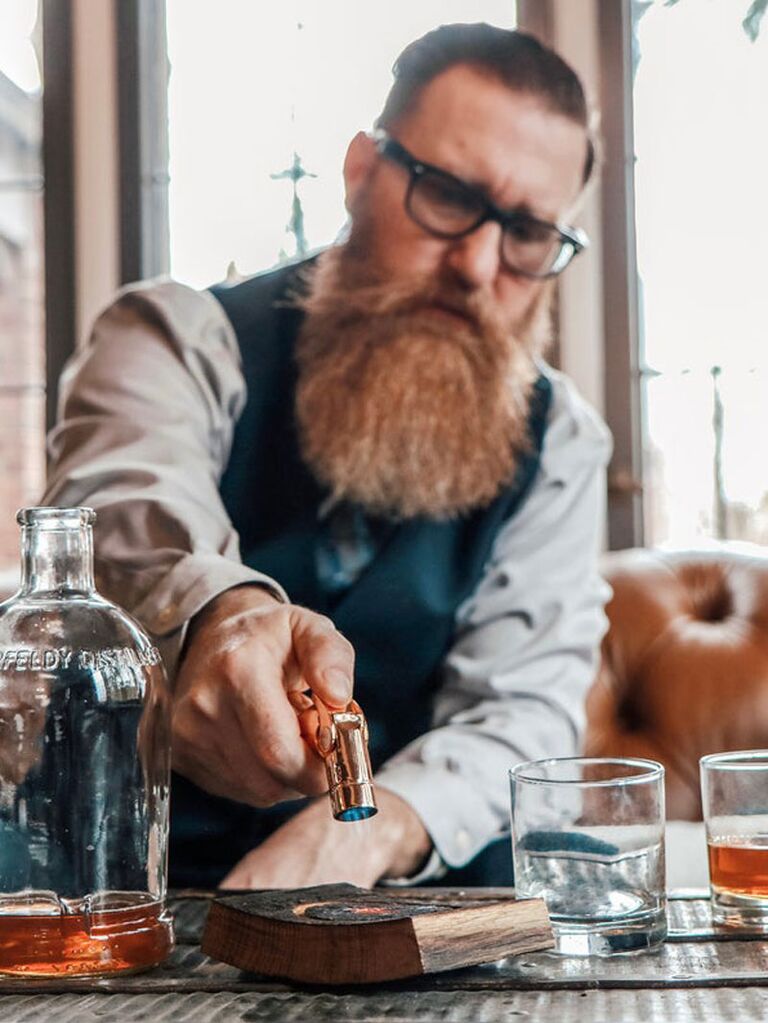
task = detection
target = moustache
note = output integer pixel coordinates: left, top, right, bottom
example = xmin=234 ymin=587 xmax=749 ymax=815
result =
xmin=300 ymin=257 xmax=496 ymax=332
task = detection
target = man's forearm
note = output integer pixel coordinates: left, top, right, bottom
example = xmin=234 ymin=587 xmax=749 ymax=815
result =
xmin=42 ymin=282 xmax=288 ymax=672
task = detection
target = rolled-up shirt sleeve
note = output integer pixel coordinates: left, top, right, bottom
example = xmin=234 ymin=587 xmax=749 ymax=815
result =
xmin=376 ymin=369 xmax=613 ymax=871
xmin=43 ymin=280 xmax=287 ymax=673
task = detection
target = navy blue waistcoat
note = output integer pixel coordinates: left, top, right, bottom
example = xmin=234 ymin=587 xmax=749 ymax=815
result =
xmin=169 ymin=259 xmax=551 ymax=886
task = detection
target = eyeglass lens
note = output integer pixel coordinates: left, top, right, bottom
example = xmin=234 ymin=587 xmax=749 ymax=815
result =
xmin=408 ymin=167 xmax=568 ymax=277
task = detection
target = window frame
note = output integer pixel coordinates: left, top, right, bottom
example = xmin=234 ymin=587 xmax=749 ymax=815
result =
xmin=116 ymin=0 xmax=170 ymax=284
xmin=41 ymin=0 xmax=171 ymax=429
xmin=517 ymin=0 xmax=554 ymax=43
xmin=597 ymin=0 xmax=644 ymax=550
xmin=42 ymin=0 xmax=77 ymax=431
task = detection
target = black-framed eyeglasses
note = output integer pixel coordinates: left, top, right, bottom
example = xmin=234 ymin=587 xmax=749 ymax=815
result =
xmin=374 ymin=131 xmax=588 ymax=280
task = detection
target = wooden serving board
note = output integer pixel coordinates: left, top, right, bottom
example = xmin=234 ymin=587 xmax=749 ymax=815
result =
xmin=201 ymin=883 xmax=553 ymax=985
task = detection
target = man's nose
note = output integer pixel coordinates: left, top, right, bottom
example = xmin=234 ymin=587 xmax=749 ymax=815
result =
xmin=444 ymin=221 xmax=502 ymax=289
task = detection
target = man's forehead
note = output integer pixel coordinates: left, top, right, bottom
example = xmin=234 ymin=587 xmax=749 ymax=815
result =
xmin=391 ymin=64 xmax=587 ymax=219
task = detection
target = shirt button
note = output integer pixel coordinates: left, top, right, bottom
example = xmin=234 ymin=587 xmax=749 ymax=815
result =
xmin=456 ymin=829 xmax=471 ymax=851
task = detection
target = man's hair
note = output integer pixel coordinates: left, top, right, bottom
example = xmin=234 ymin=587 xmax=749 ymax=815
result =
xmin=376 ymin=23 xmax=596 ymax=185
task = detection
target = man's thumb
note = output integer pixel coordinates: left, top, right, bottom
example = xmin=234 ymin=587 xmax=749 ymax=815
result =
xmin=290 ymin=610 xmax=354 ymax=708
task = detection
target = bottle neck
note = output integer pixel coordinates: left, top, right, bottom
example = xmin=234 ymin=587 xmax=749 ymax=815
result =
xmin=19 ymin=524 xmax=95 ymax=596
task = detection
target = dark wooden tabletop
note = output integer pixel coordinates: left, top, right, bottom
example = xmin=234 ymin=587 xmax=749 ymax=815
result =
xmin=1 ymin=890 xmax=768 ymax=1022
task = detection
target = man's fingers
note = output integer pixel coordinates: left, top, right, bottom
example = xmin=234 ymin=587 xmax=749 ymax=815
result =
xmin=226 ymin=648 xmax=328 ymax=794
xmin=290 ymin=610 xmax=354 ymax=709
xmin=287 ymin=691 xmax=327 ymax=758
xmin=296 ymin=704 xmax=321 ymax=749
xmin=172 ymin=597 xmax=355 ymax=807
xmin=287 ymin=690 xmax=314 ymax=714
xmin=174 ymin=697 xmax=314 ymax=806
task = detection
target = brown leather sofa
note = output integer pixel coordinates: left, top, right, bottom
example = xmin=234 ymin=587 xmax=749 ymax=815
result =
xmin=585 ymin=547 xmax=768 ymax=820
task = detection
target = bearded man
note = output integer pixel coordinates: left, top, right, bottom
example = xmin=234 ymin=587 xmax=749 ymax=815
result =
xmin=44 ymin=24 xmax=612 ymax=888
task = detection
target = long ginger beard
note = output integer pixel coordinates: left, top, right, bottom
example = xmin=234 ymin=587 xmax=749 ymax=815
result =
xmin=294 ymin=243 xmax=553 ymax=520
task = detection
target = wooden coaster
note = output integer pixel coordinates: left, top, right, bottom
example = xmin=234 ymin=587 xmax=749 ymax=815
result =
xmin=201 ymin=883 xmax=553 ymax=984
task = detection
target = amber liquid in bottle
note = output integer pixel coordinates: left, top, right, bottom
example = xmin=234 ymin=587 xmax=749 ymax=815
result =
xmin=708 ymin=838 xmax=768 ymax=898
xmin=0 ymin=900 xmax=173 ymax=977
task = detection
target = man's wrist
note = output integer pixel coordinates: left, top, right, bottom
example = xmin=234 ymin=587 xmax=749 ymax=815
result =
xmin=184 ymin=583 xmax=282 ymax=648
xmin=370 ymin=788 xmax=433 ymax=880
xmin=294 ymin=789 xmax=432 ymax=883
xmin=219 ymin=786 xmax=434 ymax=890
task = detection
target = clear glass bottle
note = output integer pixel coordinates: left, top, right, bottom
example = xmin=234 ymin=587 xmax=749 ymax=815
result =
xmin=0 ymin=507 xmax=173 ymax=976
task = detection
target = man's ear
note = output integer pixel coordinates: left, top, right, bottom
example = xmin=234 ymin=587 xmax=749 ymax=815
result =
xmin=343 ymin=132 xmax=377 ymax=213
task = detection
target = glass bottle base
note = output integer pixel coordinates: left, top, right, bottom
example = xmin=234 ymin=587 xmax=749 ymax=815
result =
xmin=0 ymin=893 xmax=174 ymax=977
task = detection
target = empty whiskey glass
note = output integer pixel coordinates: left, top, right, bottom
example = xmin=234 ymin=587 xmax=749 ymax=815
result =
xmin=510 ymin=756 xmax=667 ymax=956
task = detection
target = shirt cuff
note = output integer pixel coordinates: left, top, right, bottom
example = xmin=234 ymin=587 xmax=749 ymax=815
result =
xmin=374 ymin=762 xmax=504 ymax=871
xmin=379 ymin=848 xmax=447 ymax=887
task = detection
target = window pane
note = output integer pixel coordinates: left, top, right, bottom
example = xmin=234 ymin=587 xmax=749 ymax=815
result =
xmin=165 ymin=1 xmax=517 ymax=290
xmin=0 ymin=0 xmax=44 ymax=592
xmin=632 ymin=0 xmax=768 ymax=546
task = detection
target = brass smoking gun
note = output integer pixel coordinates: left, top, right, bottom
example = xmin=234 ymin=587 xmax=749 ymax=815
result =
xmin=313 ymin=696 xmax=377 ymax=822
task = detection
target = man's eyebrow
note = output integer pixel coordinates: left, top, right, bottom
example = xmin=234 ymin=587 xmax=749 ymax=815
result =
xmin=440 ymin=162 xmax=552 ymax=223
xmin=502 ymin=201 xmax=537 ymax=219
xmin=493 ymin=195 xmax=556 ymax=225
xmin=477 ymin=187 xmax=543 ymax=221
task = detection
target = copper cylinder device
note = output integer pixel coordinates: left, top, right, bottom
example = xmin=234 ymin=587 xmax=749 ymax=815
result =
xmin=314 ymin=697 xmax=377 ymax=822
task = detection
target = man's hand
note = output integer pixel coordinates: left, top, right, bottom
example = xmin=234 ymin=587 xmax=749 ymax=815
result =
xmin=220 ymin=788 xmax=433 ymax=889
xmin=172 ymin=586 xmax=354 ymax=807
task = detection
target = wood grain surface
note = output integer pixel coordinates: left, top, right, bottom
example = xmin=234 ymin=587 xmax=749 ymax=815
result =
xmin=0 ymin=892 xmax=767 ymax=1023
xmin=201 ymin=884 xmax=553 ymax=983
